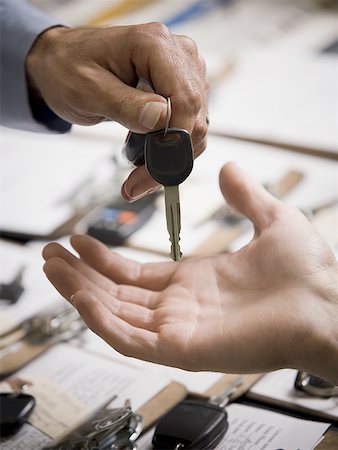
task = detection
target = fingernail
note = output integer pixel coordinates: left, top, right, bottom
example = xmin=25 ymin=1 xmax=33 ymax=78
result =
xmin=121 ymin=181 xmax=132 ymax=201
xmin=139 ymin=102 xmax=167 ymax=130
xmin=129 ymin=186 xmax=159 ymax=202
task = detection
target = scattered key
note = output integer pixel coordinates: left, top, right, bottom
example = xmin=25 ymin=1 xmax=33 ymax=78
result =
xmin=0 ymin=267 xmax=25 ymax=303
xmin=145 ymin=128 xmax=193 ymax=261
xmin=152 ymin=379 xmax=243 ymax=449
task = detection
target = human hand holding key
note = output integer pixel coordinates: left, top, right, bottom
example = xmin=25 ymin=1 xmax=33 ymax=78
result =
xmin=124 ymin=99 xmax=194 ymax=261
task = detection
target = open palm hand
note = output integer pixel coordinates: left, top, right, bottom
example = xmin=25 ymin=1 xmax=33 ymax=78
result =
xmin=43 ymin=163 xmax=337 ymax=378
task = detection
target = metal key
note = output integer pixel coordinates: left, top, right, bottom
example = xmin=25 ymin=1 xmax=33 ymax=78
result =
xmin=164 ymin=185 xmax=181 ymax=261
xmin=0 ymin=266 xmax=25 ymax=303
xmin=145 ymin=128 xmax=193 ymax=261
xmin=123 ymin=97 xmax=193 ymax=261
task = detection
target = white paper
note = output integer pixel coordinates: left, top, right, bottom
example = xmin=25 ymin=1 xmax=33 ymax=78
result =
xmin=0 ymin=343 xmax=169 ymax=445
xmin=0 ymin=240 xmax=65 ymax=334
xmin=0 ymin=126 xmax=116 ymax=236
xmin=216 ymin=404 xmax=330 ymax=450
xmin=19 ymin=343 xmax=169 ymax=413
xmin=137 ymin=403 xmax=330 ymax=450
xmin=0 ymin=423 xmax=51 ymax=450
xmin=209 ymin=47 xmax=337 ymax=153
xmin=75 ymin=329 xmax=224 ymax=395
xmin=250 ymin=369 xmax=338 ymax=419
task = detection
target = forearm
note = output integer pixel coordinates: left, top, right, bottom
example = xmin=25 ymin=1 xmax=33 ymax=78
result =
xmin=0 ymin=0 xmax=71 ymax=132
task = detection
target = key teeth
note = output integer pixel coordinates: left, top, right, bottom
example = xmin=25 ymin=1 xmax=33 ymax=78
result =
xmin=169 ymin=237 xmax=182 ymax=262
xmin=170 ymin=249 xmax=182 ymax=262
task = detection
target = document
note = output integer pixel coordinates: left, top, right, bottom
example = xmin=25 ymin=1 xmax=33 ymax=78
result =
xmin=250 ymin=369 xmax=338 ymax=421
xmin=0 ymin=126 xmax=116 ymax=237
xmin=0 ymin=344 xmax=170 ymax=441
xmin=209 ymin=47 xmax=337 ymax=154
xmin=137 ymin=403 xmax=330 ymax=450
xmin=216 ymin=404 xmax=330 ymax=450
xmin=75 ymin=328 xmax=224 ymax=395
xmin=0 ymin=424 xmax=51 ymax=450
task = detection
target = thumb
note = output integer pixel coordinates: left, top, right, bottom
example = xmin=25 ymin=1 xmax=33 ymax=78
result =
xmin=219 ymin=162 xmax=281 ymax=231
xmin=96 ymin=71 xmax=169 ymax=132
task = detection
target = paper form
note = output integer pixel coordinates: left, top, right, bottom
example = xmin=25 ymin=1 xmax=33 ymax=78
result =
xmin=209 ymin=47 xmax=337 ymax=154
xmin=250 ymin=369 xmax=338 ymax=420
xmin=75 ymin=328 xmax=224 ymax=395
xmin=1 ymin=344 xmax=169 ymax=441
xmin=216 ymin=404 xmax=330 ymax=450
xmin=0 ymin=240 xmax=65 ymax=335
xmin=0 ymin=423 xmax=51 ymax=450
xmin=137 ymin=403 xmax=330 ymax=450
xmin=0 ymin=126 xmax=115 ymax=236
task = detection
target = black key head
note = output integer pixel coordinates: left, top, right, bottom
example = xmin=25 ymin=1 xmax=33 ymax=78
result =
xmin=152 ymin=399 xmax=228 ymax=450
xmin=123 ymin=131 xmax=146 ymax=166
xmin=0 ymin=282 xmax=24 ymax=303
xmin=123 ymin=129 xmax=194 ymax=186
xmin=145 ymin=128 xmax=193 ymax=186
xmin=0 ymin=393 xmax=36 ymax=437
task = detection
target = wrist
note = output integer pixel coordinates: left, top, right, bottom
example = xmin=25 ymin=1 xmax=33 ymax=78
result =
xmin=290 ymin=264 xmax=338 ymax=385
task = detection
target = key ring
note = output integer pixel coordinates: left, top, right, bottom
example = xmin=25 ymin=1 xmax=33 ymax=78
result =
xmin=163 ymin=97 xmax=171 ymax=137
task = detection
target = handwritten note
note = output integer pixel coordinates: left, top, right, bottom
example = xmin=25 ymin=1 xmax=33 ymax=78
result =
xmin=217 ymin=404 xmax=330 ymax=449
xmin=76 ymin=319 xmax=224 ymax=394
xmin=0 ymin=424 xmax=51 ymax=450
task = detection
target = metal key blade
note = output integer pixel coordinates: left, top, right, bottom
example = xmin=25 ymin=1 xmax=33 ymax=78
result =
xmin=164 ymin=185 xmax=182 ymax=261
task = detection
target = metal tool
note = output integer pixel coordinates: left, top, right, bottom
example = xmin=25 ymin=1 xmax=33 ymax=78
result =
xmin=45 ymin=399 xmax=143 ymax=450
xmin=22 ymin=304 xmax=86 ymax=344
xmin=0 ymin=305 xmax=87 ymax=376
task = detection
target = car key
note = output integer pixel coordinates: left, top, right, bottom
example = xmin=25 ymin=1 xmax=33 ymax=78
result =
xmin=0 ymin=267 xmax=25 ymax=303
xmin=145 ymin=128 xmax=193 ymax=261
xmin=123 ymin=127 xmax=193 ymax=261
xmin=152 ymin=379 xmax=242 ymax=449
xmin=152 ymin=399 xmax=228 ymax=450
xmin=0 ymin=392 xmax=36 ymax=437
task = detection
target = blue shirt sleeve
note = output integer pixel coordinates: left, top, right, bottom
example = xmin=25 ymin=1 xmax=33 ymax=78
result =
xmin=0 ymin=0 xmax=71 ymax=133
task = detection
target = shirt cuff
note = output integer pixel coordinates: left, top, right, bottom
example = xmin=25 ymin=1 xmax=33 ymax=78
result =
xmin=0 ymin=0 xmax=71 ymax=133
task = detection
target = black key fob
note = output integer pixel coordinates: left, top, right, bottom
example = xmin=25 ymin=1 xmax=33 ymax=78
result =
xmin=123 ymin=129 xmax=194 ymax=185
xmin=123 ymin=131 xmax=147 ymax=166
xmin=145 ymin=129 xmax=193 ymax=186
xmin=152 ymin=399 xmax=228 ymax=450
xmin=0 ymin=392 xmax=36 ymax=437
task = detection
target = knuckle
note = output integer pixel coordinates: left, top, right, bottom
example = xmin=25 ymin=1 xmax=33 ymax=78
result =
xmin=194 ymin=120 xmax=208 ymax=142
xmin=198 ymin=54 xmax=207 ymax=76
xmin=193 ymin=133 xmax=208 ymax=158
xmin=135 ymin=22 xmax=171 ymax=45
xmin=143 ymin=21 xmax=171 ymax=40
xmin=179 ymin=35 xmax=198 ymax=56
xmin=188 ymin=90 xmax=203 ymax=115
